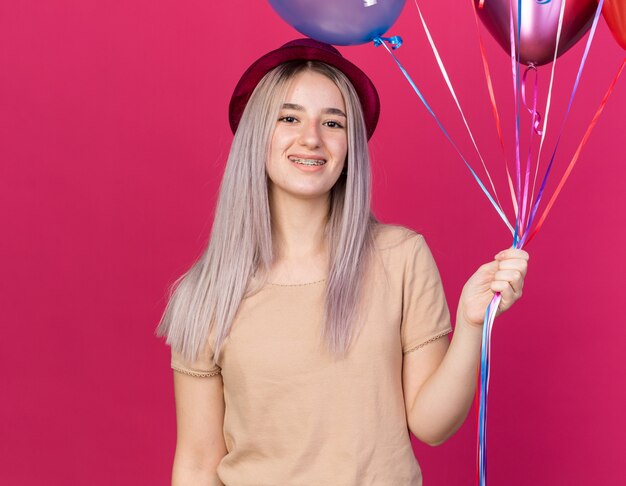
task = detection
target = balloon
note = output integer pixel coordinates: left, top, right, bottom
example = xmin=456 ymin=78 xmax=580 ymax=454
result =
xmin=267 ymin=0 xmax=406 ymax=46
xmin=602 ymin=0 xmax=626 ymax=50
xmin=475 ymin=0 xmax=597 ymax=66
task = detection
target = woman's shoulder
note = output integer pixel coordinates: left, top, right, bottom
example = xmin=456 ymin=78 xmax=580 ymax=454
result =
xmin=372 ymin=223 xmax=423 ymax=252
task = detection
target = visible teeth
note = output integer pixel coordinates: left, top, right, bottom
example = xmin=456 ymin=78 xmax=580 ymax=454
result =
xmin=289 ymin=156 xmax=326 ymax=166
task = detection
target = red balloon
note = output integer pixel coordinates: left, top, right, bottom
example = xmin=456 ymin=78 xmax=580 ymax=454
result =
xmin=602 ymin=0 xmax=626 ymax=50
xmin=475 ymin=0 xmax=598 ymax=66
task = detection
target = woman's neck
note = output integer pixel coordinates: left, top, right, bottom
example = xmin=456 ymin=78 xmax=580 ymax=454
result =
xmin=269 ymin=188 xmax=330 ymax=261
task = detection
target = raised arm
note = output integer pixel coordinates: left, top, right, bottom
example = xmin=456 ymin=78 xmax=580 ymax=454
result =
xmin=402 ymin=248 xmax=529 ymax=446
xmin=172 ymin=371 xmax=227 ymax=486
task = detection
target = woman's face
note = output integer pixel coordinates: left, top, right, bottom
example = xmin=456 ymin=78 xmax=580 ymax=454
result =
xmin=267 ymin=69 xmax=348 ymax=201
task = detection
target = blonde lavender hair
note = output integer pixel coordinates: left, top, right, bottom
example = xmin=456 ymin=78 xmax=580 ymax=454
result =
xmin=156 ymin=60 xmax=378 ymax=365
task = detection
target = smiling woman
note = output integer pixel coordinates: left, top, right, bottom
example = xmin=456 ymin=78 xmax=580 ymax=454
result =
xmin=155 ymin=38 xmax=529 ymax=486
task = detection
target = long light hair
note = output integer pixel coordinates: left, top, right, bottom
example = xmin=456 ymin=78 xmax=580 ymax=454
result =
xmin=156 ymin=60 xmax=378 ymax=365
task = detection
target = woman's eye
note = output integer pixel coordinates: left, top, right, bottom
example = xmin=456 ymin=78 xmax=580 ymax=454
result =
xmin=278 ymin=115 xmax=298 ymax=123
xmin=324 ymin=120 xmax=345 ymax=129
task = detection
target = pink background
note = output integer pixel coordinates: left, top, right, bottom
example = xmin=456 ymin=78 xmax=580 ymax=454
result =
xmin=1 ymin=1 xmax=625 ymax=484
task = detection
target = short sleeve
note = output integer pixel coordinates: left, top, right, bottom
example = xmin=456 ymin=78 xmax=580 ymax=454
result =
xmin=401 ymin=234 xmax=452 ymax=354
xmin=170 ymin=335 xmax=222 ymax=378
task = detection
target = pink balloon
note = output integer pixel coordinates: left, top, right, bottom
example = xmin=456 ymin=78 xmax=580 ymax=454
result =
xmin=475 ymin=0 xmax=598 ymax=66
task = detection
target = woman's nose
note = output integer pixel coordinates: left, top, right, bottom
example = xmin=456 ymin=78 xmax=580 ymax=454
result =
xmin=297 ymin=120 xmax=321 ymax=148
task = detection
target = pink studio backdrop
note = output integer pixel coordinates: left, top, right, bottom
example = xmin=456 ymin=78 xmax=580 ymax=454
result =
xmin=1 ymin=1 xmax=625 ymax=484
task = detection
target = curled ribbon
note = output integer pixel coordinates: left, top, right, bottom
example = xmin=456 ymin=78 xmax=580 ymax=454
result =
xmin=521 ymin=65 xmax=543 ymax=136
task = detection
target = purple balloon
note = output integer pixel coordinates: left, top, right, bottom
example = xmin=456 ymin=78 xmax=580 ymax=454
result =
xmin=268 ymin=0 xmax=406 ymax=46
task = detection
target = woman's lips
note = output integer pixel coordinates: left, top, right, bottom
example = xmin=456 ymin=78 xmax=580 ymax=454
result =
xmin=288 ymin=155 xmax=327 ymax=166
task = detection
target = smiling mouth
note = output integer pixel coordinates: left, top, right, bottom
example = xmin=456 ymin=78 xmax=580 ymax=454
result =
xmin=288 ymin=156 xmax=327 ymax=167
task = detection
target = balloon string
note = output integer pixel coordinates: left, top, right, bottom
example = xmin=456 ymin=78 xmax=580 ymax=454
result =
xmin=520 ymin=0 xmax=605 ymax=248
xmin=470 ymin=0 xmax=518 ymax=220
xmin=474 ymin=366 xmax=481 ymax=486
xmin=506 ymin=174 xmax=518 ymax=222
xmin=478 ymin=291 xmax=503 ymax=486
xmin=523 ymin=56 xmax=626 ymax=248
xmin=509 ymin=0 xmax=523 ymax=244
xmin=520 ymin=66 xmax=540 ymax=231
xmin=477 ymin=5 xmax=524 ymax=485
xmin=413 ymin=0 xmax=506 ymax=215
xmin=374 ymin=37 xmax=515 ymax=235
xmin=528 ymin=0 xmax=566 ymax=220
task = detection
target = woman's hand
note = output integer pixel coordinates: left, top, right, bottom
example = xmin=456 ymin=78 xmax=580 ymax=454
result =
xmin=458 ymin=248 xmax=529 ymax=328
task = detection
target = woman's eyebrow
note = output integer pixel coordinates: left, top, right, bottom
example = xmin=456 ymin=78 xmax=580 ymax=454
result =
xmin=281 ymin=103 xmax=304 ymax=111
xmin=281 ymin=103 xmax=346 ymax=117
xmin=324 ymin=108 xmax=347 ymax=117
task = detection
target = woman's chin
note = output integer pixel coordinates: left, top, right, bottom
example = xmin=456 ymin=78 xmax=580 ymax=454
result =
xmin=276 ymin=186 xmax=334 ymax=202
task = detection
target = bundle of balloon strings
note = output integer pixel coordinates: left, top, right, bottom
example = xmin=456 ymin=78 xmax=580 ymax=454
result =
xmin=373 ymin=0 xmax=625 ymax=484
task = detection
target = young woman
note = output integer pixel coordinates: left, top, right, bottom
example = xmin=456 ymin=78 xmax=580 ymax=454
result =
xmin=157 ymin=38 xmax=529 ymax=486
